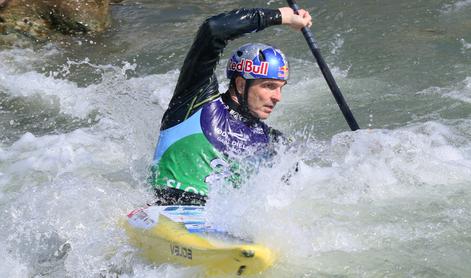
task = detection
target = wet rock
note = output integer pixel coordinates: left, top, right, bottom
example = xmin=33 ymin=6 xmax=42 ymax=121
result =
xmin=47 ymin=0 xmax=111 ymax=33
xmin=0 ymin=0 xmax=111 ymax=43
xmin=0 ymin=0 xmax=9 ymax=8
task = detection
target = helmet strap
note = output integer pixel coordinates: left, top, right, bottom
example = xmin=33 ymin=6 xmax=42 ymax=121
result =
xmin=242 ymin=79 xmax=253 ymax=114
xmin=233 ymin=78 xmax=257 ymax=121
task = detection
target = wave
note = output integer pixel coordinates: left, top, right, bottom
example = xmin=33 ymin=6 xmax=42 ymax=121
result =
xmin=441 ymin=0 xmax=471 ymax=13
xmin=418 ymin=76 xmax=471 ymax=104
xmin=206 ymin=119 xmax=471 ymax=276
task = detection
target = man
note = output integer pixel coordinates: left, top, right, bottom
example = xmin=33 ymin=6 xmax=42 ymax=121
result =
xmin=150 ymin=7 xmax=312 ymax=205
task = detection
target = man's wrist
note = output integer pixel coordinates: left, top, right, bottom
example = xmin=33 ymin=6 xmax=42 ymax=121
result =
xmin=278 ymin=7 xmax=291 ymax=25
xmin=265 ymin=8 xmax=283 ymax=26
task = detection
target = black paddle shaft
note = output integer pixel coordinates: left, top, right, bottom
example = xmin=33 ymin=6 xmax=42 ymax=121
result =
xmin=286 ymin=0 xmax=360 ymax=131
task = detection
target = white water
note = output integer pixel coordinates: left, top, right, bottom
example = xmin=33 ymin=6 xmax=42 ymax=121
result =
xmin=2 ymin=46 xmax=470 ymax=276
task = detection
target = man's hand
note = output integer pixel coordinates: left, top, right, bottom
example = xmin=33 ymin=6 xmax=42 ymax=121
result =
xmin=279 ymin=7 xmax=312 ymax=30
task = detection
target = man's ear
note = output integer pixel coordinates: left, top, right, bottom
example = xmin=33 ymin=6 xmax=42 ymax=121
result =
xmin=235 ymin=76 xmax=246 ymax=95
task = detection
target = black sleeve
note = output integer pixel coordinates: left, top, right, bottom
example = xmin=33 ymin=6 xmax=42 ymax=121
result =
xmin=160 ymin=8 xmax=282 ymax=130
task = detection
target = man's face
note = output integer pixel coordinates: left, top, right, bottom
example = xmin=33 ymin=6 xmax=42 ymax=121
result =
xmin=246 ymin=79 xmax=286 ymax=120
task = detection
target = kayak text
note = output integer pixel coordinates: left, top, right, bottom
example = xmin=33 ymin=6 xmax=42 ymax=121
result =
xmin=170 ymin=244 xmax=193 ymax=260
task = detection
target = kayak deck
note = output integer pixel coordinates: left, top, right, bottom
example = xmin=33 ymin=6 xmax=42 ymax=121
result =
xmin=124 ymin=206 xmax=276 ymax=276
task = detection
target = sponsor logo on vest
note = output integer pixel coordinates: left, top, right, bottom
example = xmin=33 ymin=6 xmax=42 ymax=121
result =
xmin=229 ymin=109 xmax=244 ymax=121
xmin=215 ymin=126 xmax=248 ymax=142
xmin=166 ymin=179 xmax=207 ymax=195
xmin=166 ymin=178 xmax=184 ymax=190
xmin=228 ymin=125 xmax=248 ymax=142
xmin=170 ymin=244 xmax=193 ymax=260
xmin=253 ymin=126 xmax=264 ymax=135
xmin=229 ymin=59 xmax=269 ymax=76
xmin=205 ymin=158 xmax=231 ymax=184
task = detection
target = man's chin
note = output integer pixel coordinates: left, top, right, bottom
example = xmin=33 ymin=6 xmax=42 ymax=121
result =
xmin=258 ymin=113 xmax=270 ymax=120
xmin=249 ymin=110 xmax=270 ymax=120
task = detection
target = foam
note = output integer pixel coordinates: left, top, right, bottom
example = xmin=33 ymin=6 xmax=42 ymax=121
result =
xmin=442 ymin=0 xmax=471 ymax=13
xmin=419 ymin=77 xmax=471 ymax=103
xmin=461 ymin=38 xmax=471 ymax=50
xmin=205 ymin=120 xmax=471 ymax=270
xmin=0 ymin=48 xmax=182 ymax=276
xmin=0 ymin=243 xmax=28 ymax=277
xmin=0 ymin=124 xmax=154 ymax=276
xmin=1 ymin=54 xmax=178 ymax=120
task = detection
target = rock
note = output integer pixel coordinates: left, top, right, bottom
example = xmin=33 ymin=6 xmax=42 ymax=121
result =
xmin=0 ymin=0 xmax=9 ymax=8
xmin=46 ymin=0 xmax=111 ymax=33
xmin=0 ymin=0 xmax=111 ymax=42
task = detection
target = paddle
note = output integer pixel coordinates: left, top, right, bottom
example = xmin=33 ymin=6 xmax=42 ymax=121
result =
xmin=286 ymin=0 xmax=360 ymax=131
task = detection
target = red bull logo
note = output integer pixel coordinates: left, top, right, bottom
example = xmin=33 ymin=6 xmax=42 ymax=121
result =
xmin=278 ymin=65 xmax=289 ymax=78
xmin=228 ymin=59 xmax=269 ymax=76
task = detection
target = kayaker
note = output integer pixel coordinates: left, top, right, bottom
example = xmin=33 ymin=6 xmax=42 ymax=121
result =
xmin=150 ymin=7 xmax=312 ymax=205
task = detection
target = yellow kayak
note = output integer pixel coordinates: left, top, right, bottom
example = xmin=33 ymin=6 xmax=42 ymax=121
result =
xmin=124 ymin=206 xmax=276 ymax=276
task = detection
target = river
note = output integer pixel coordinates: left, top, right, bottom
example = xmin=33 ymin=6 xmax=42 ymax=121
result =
xmin=1 ymin=0 xmax=470 ymax=277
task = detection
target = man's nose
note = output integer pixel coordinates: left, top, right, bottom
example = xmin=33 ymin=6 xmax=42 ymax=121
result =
xmin=272 ymin=89 xmax=282 ymax=103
